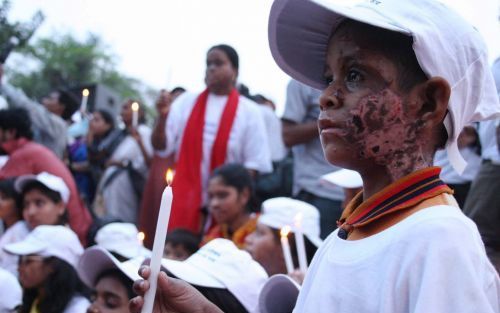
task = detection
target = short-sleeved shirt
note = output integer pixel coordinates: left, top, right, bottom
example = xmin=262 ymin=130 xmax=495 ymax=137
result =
xmin=294 ymin=205 xmax=500 ymax=313
xmin=282 ymin=80 xmax=343 ymax=201
xmin=158 ymin=91 xmax=272 ymax=204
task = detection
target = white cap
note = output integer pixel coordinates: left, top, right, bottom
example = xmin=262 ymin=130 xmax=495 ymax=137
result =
xmin=161 ymin=238 xmax=268 ymax=313
xmin=268 ymin=0 xmax=500 ymax=174
xmin=3 ymin=225 xmax=83 ymax=269
xmin=0 ymin=268 xmax=22 ymax=312
xmin=321 ymin=169 xmax=363 ymax=189
xmin=15 ymin=172 xmax=70 ymax=204
xmin=77 ymin=246 xmax=143 ymax=288
xmin=259 ymin=274 xmax=300 ymax=313
xmin=259 ymin=197 xmax=322 ymax=247
xmin=95 ymin=223 xmax=151 ymax=259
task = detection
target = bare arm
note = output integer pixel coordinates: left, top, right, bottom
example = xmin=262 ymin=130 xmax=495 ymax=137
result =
xmin=281 ymin=119 xmax=319 ymax=148
xmin=151 ymin=90 xmax=172 ymax=150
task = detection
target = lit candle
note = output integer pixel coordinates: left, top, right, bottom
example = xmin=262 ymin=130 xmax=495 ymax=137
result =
xmin=294 ymin=213 xmax=308 ymax=273
xmin=131 ymin=101 xmax=139 ymax=128
xmin=280 ymin=226 xmax=294 ymax=274
xmin=141 ymin=169 xmax=174 ymax=313
xmin=80 ymin=89 xmax=89 ymax=114
xmin=137 ymin=231 xmax=145 ymax=255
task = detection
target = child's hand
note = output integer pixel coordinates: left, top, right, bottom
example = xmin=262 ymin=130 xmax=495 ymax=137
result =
xmin=129 ymin=266 xmax=223 ymax=313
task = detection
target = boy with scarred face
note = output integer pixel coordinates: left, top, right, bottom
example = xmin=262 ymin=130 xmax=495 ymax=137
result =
xmin=129 ymin=0 xmax=500 ymax=312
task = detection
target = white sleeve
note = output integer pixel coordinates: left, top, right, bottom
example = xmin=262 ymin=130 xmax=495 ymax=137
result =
xmin=241 ymin=101 xmax=273 ymax=173
xmin=404 ymin=218 xmax=500 ymax=313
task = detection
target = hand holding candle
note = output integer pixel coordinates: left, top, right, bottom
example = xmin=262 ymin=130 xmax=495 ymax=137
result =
xmin=280 ymin=226 xmax=294 ymax=274
xmin=131 ymin=101 xmax=140 ymax=128
xmin=294 ymin=213 xmax=308 ymax=273
xmin=141 ymin=169 xmax=174 ymax=313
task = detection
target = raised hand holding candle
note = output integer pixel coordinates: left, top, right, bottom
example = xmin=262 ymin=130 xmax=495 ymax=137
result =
xmin=80 ymin=89 xmax=89 ymax=114
xmin=141 ymin=169 xmax=174 ymax=313
xmin=131 ymin=101 xmax=139 ymax=128
xmin=294 ymin=213 xmax=308 ymax=273
xmin=280 ymin=226 xmax=294 ymax=274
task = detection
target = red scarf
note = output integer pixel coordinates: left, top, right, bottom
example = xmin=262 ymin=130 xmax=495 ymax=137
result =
xmin=337 ymin=167 xmax=453 ymax=239
xmin=169 ymin=88 xmax=239 ymax=232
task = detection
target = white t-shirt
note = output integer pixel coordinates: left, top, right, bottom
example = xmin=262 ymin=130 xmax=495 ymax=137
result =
xmin=258 ymin=105 xmax=287 ymax=162
xmin=0 ymin=221 xmax=30 ymax=276
xmin=294 ymin=205 xmax=500 ymax=313
xmin=159 ymin=91 xmax=272 ymax=202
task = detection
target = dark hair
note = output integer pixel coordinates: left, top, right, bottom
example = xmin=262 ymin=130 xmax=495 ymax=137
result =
xmin=165 ymin=228 xmax=201 ymax=256
xmin=94 ymin=109 xmax=115 ymax=129
xmin=339 ymin=20 xmax=428 ymax=93
xmin=95 ymin=268 xmax=135 ymax=299
xmin=210 ymin=163 xmax=256 ymax=212
xmin=271 ymin=228 xmax=318 ymax=265
xmin=57 ymin=89 xmax=80 ymax=120
xmin=195 ymin=286 xmax=248 ymax=313
xmin=0 ymin=108 xmax=33 ymax=140
xmin=165 ymin=270 xmax=248 ymax=313
xmin=170 ymin=87 xmax=186 ymax=94
xmin=20 ymin=257 xmax=90 ymax=313
xmin=0 ymin=178 xmax=23 ymax=220
xmin=21 ymin=181 xmax=68 ymax=225
xmin=209 ymin=44 xmax=239 ymax=70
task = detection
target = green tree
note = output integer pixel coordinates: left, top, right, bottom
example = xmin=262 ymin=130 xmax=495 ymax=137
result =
xmin=7 ymin=33 xmax=143 ymax=101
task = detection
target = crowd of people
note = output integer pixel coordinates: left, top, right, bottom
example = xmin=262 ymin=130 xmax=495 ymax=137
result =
xmin=0 ymin=0 xmax=499 ymax=312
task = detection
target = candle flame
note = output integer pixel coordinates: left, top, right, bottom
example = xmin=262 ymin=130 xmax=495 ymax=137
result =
xmin=131 ymin=102 xmax=140 ymax=111
xmin=137 ymin=231 xmax=145 ymax=242
xmin=280 ymin=225 xmax=291 ymax=238
xmin=166 ymin=169 xmax=174 ymax=185
xmin=82 ymin=89 xmax=90 ymax=97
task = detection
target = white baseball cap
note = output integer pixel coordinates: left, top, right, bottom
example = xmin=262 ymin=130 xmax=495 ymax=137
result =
xmin=161 ymin=238 xmax=268 ymax=313
xmin=3 ymin=225 xmax=83 ymax=269
xmin=15 ymin=172 xmax=70 ymax=204
xmin=259 ymin=274 xmax=300 ymax=313
xmin=268 ymin=0 xmax=500 ymax=174
xmin=0 ymin=268 xmax=22 ymax=312
xmin=77 ymin=246 xmax=143 ymax=288
xmin=321 ymin=169 xmax=363 ymax=189
xmin=95 ymin=222 xmax=151 ymax=259
xmin=259 ymin=197 xmax=322 ymax=247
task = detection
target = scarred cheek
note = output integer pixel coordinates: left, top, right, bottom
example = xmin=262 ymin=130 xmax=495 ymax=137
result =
xmin=343 ymin=89 xmax=415 ymax=162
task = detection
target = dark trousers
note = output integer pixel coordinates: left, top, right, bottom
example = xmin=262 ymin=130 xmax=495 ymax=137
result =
xmin=296 ymin=190 xmax=343 ymax=239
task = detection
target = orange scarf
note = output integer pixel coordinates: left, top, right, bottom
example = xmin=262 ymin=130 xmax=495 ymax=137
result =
xmin=169 ymin=89 xmax=239 ymax=233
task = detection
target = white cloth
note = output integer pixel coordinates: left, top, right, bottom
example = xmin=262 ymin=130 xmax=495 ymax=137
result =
xmin=434 ymin=147 xmax=481 ymax=184
xmin=258 ymin=105 xmax=287 ymax=161
xmin=100 ymin=125 xmax=153 ymax=223
xmin=63 ymin=295 xmax=90 ymax=313
xmin=478 ymin=119 xmax=500 ymax=164
xmin=0 ymin=267 xmax=22 ymax=311
xmin=294 ymin=205 xmax=500 ymax=313
xmin=0 ymin=221 xmax=30 ymax=276
xmin=159 ymin=91 xmax=272 ymax=203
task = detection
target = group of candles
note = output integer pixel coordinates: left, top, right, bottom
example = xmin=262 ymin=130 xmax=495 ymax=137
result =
xmin=280 ymin=213 xmax=309 ymax=274
xmin=79 ymin=88 xmax=140 ymax=128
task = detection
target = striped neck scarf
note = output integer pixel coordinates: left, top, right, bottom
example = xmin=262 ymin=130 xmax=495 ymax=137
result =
xmin=337 ymin=167 xmax=453 ymax=239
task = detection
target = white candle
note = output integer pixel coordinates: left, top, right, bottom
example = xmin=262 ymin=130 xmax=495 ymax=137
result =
xmin=280 ymin=226 xmax=294 ymax=274
xmin=131 ymin=101 xmax=139 ymax=128
xmin=141 ymin=169 xmax=174 ymax=313
xmin=294 ymin=213 xmax=308 ymax=273
xmin=80 ymin=89 xmax=89 ymax=114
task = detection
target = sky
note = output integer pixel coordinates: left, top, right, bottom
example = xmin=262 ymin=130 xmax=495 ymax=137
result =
xmin=7 ymin=0 xmax=500 ymax=115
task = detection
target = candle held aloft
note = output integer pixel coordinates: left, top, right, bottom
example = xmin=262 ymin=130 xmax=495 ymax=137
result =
xmin=131 ymin=102 xmax=139 ymax=128
xmin=294 ymin=213 xmax=308 ymax=273
xmin=80 ymin=89 xmax=90 ymax=114
xmin=141 ymin=169 xmax=174 ymax=313
xmin=280 ymin=226 xmax=294 ymax=274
